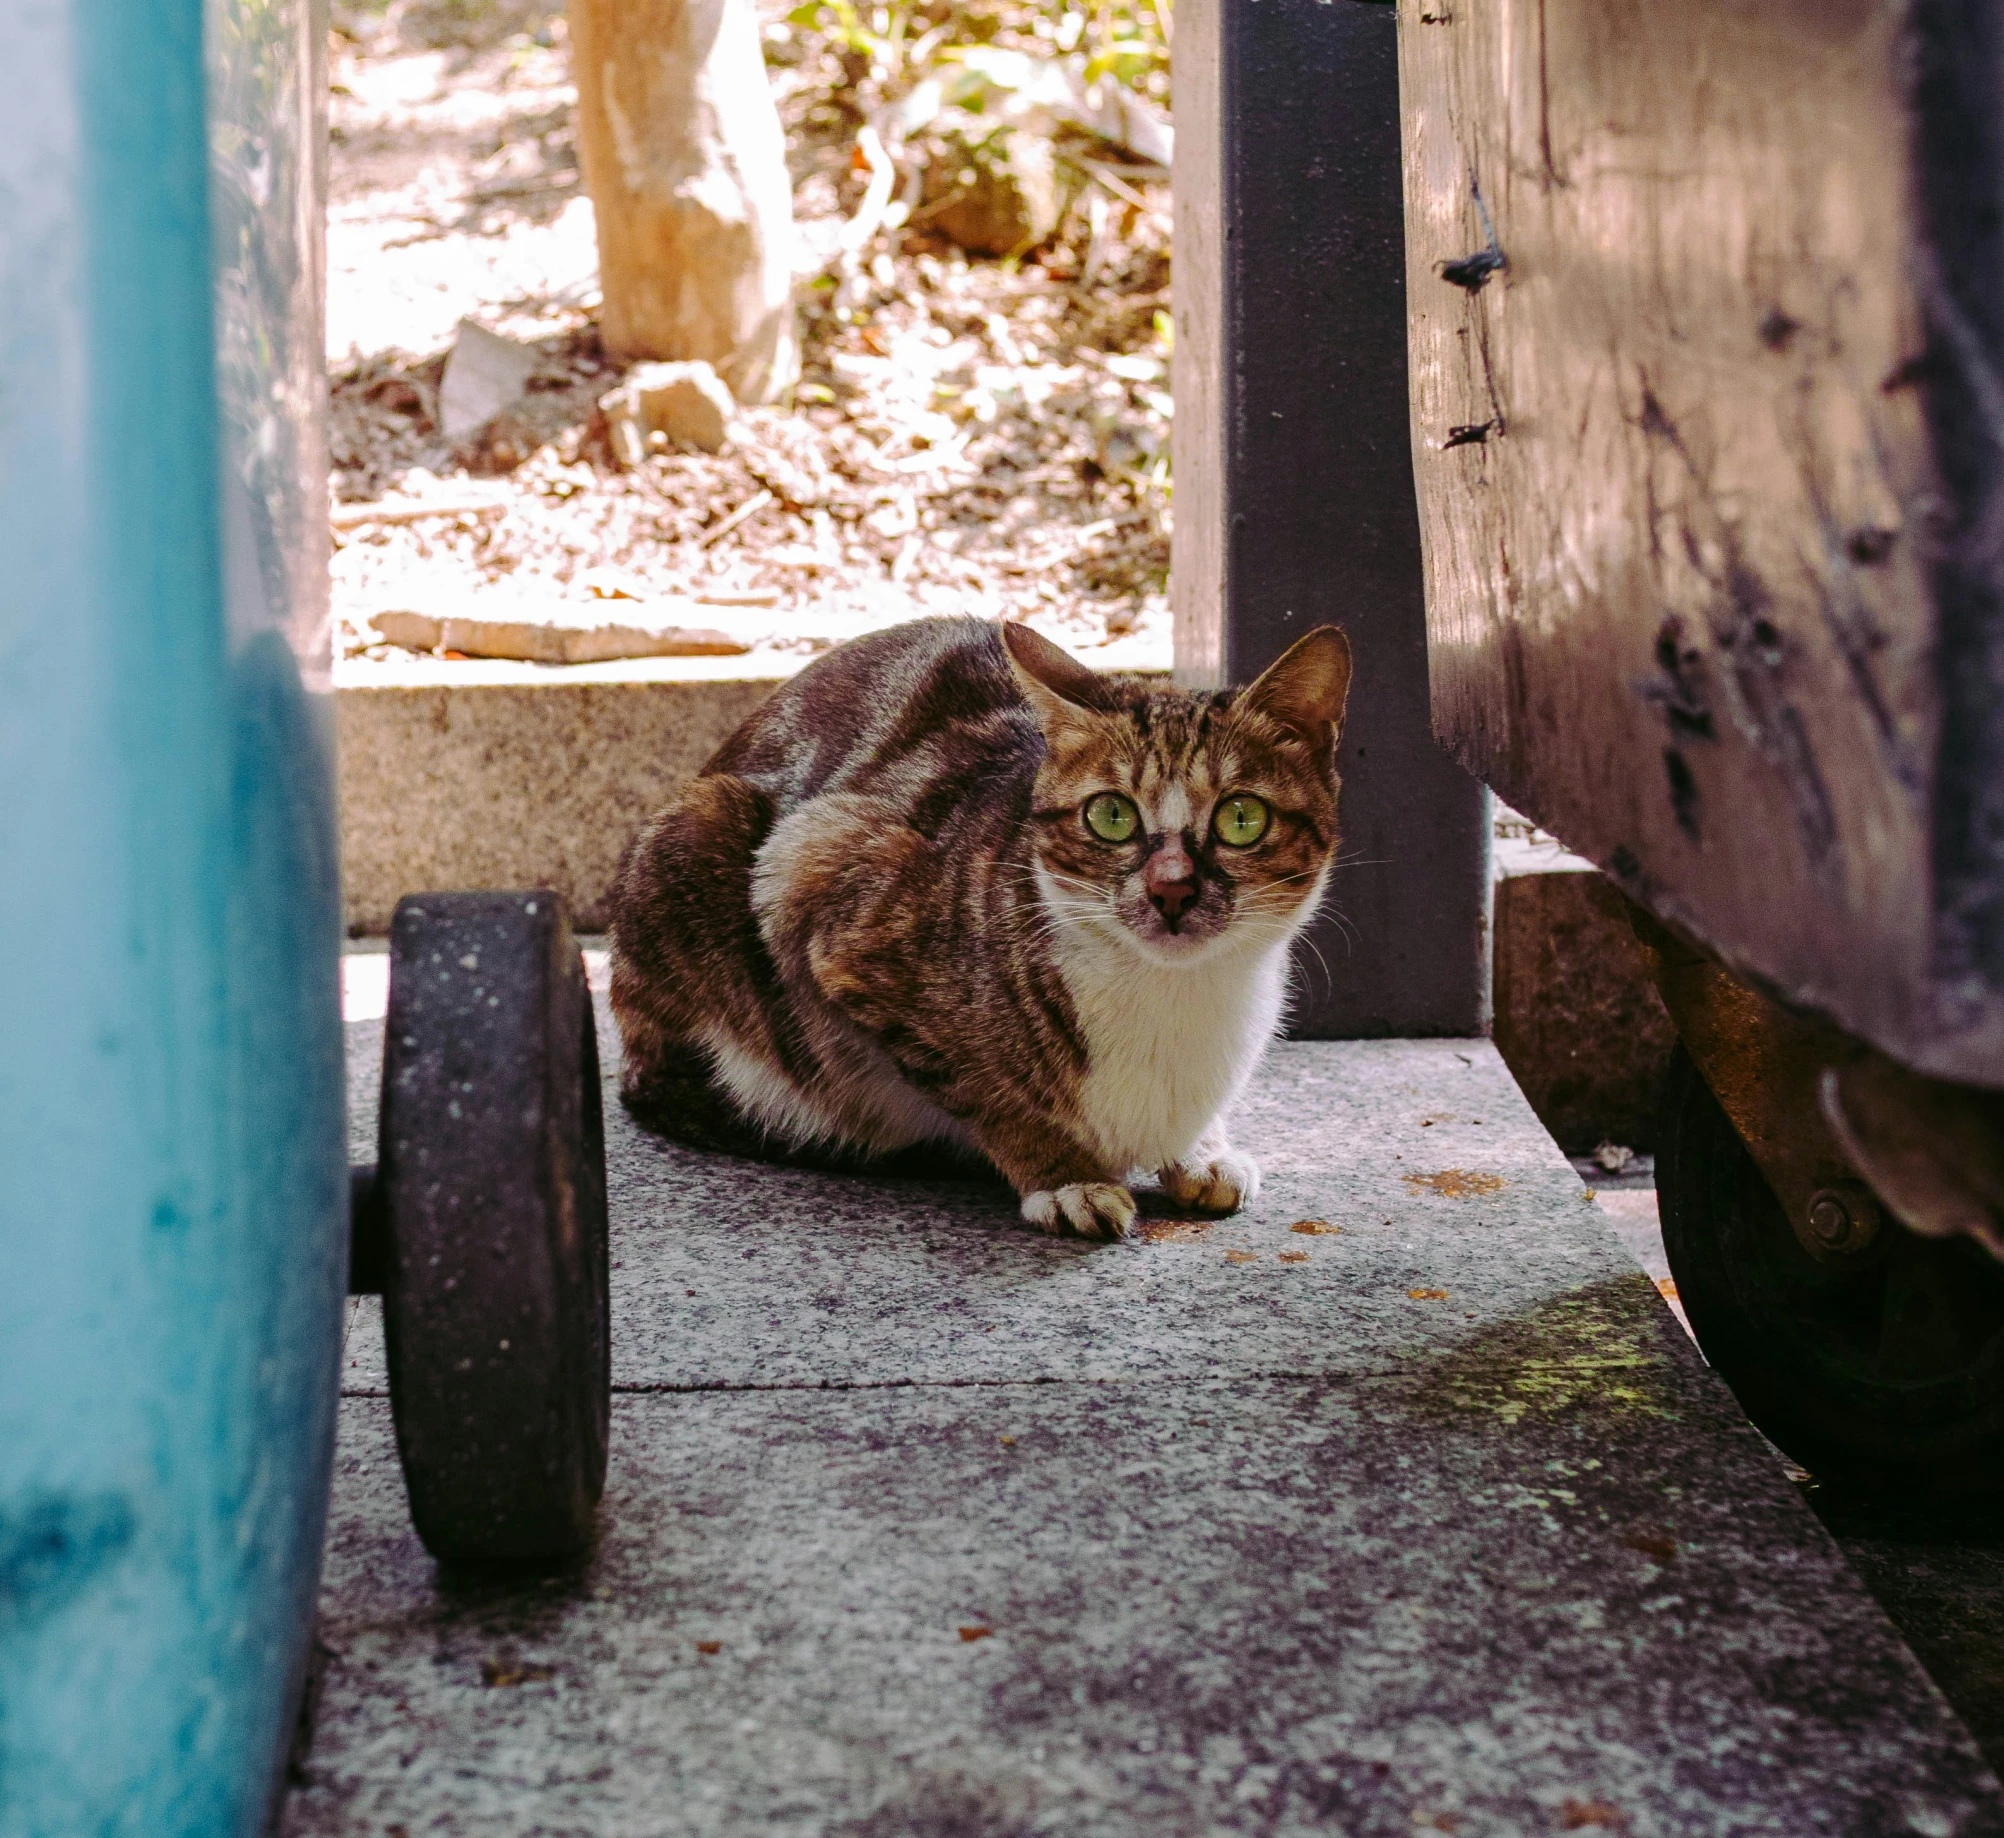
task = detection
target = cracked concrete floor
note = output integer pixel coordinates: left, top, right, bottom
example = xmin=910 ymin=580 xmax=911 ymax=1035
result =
xmin=283 ymin=953 xmax=2004 ymax=1836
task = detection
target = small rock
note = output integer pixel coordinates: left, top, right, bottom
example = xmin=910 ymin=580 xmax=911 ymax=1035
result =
xmin=923 ymin=126 xmax=1060 ymax=258
xmin=601 ymin=396 xmax=647 ymax=468
xmin=600 ymin=360 xmax=736 ymax=460
xmin=439 ymin=320 xmax=540 ymax=439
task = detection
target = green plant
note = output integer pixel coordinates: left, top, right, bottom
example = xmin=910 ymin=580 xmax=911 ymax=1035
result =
xmin=785 ymin=0 xmax=1171 ymax=101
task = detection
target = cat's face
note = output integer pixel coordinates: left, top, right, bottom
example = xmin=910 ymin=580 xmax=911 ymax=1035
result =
xmin=1005 ymin=625 xmax=1353 ymax=965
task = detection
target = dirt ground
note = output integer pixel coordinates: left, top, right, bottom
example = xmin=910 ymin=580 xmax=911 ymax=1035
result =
xmin=327 ymin=0 xmax=1174 ymax=672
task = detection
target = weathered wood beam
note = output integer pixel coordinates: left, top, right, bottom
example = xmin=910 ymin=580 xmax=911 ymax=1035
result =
xmin=1173 ymin=0 xmax=1491 ymax=1038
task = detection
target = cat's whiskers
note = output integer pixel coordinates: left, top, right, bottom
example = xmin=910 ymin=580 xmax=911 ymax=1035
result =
xmin=1236 ymin=871 xmax=1325 ymax=904
xmin=989 ymin=863 xmax=1116 ymax=943
xmin=1037 ymin=878 xmax=1111 ymax=911
xmin=1247 ymin=879 xmax=1356 ymax=951
xmin=1227 ymin=914 xmax=1313 ymax=956
xmin=1009 ymin=893 xmax=1108 ymax=951
xmin=1291 ymin=926 xmax=1334 ymax=998
xmin=1027 ymin=863 xmax=1127 ymax=947
xmin=1031 ymin=889 xmax=1114 ymax=927
xmin=1013 ymin=908 xmax=1098 ymax=950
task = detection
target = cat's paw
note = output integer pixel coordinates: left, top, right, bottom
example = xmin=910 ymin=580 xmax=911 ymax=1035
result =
xmin=1159 ymin=1151 xmax=1261 ymax=1215
xmin=1021 ymin=1182 xmax=1138 ymax=1242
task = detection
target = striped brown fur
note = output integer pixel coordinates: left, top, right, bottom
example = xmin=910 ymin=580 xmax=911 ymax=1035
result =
xmin=610 ymin=615 xmax=1351 ymax=1238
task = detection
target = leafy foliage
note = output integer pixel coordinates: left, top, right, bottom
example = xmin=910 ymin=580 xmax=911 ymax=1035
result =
xmin=779 ymin=0 xmax=1170 ymax=106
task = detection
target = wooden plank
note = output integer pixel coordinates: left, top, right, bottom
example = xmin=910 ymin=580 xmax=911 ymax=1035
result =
xmin=1168 ymin=0 xmax=1223 ymax=686
xmin=1174 ymin=0 xmax=1491 ymax=1039
xmin=1398 ymin=0 xmax=2004 ymax=1086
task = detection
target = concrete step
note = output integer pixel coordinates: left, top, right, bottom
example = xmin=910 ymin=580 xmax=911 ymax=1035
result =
xmin=334 ymin=633 xmax=1172 ymax=936
xmin=290 ymin=983 xmax=2004 ymax=1836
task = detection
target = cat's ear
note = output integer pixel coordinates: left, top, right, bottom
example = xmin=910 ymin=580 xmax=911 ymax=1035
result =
xmin=1001 ymin=620 xmax=1114 ymax=732
xmin=1238 ymin=626 xmax=1353 ymax=742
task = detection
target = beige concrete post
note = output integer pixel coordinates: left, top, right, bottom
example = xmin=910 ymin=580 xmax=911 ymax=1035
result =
xmin=569 ymin=0 xmax=798 ymax=403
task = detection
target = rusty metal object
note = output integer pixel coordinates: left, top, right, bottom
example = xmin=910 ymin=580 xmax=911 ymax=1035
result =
xmin=1491 ymin=867 xmax=1678 ymax=1154
xmin=1627 ymin=905 xmax=1878 ymax=1265
xmin=1822 ymin=1058 xmax=2004 ymax=1258
xmin=1397 ymin=0 xmax=2004 ymax=1091
xmin=1803 ymin=1183 xmax=1882 ymax=1258
xmin=1631 ymin=900 xmax=2004 ymax=1260
xmin=1656 ymin=1043 xmax=2004 ymax=1500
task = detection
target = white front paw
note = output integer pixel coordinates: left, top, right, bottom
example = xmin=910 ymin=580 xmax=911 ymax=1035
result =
xmin=1021 ymin=1182 xmax=1138 ymax=1242
xmin=1160 ymin=1151 xmax=1261 ymax=1215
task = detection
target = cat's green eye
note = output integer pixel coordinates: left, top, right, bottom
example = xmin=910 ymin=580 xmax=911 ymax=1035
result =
xmin=1084 ymin=792 xmax=1141 ymax=844
xmin=1213 ymin=794 xmax=1271 ymax=848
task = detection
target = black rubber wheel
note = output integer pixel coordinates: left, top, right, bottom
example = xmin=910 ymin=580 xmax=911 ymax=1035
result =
xmin=1658 ymin=1043 xmax=2004 ymax=1502
xmin=378 ymin=891 xmax=610 ymax=1566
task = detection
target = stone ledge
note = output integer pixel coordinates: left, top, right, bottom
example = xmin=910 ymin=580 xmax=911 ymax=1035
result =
xmin=336 ymin=632 xmax=1172 ymax=935
xmin=338 ymin=673 xmax=782 ymax=933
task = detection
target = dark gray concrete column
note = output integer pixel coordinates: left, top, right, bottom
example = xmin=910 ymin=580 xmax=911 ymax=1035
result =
xmin=1172 ymin=0 xmax=1490 ymax=1038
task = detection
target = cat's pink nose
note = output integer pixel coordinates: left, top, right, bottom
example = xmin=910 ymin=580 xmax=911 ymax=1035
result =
xmin=1144 ymin=844 xmax=1196 ymax=921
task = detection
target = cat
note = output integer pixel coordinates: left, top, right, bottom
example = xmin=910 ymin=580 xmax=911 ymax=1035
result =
xmin=609 ymin=614 xmax=1352 ymax=1240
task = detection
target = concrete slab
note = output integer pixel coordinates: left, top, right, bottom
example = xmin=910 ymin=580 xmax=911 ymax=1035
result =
xmin=303 ymin=981 xmax=2004 ymax=1834
xmin=341 ymin=1016 xmax=1634 ymax=1394
xmin=337 ymin=675 xmax=779 ymax=935
xmin=335 ymin=649 xmax=1173 ymax=936
xmin=1557 ymin=1183 xmax=2004 ymax=1780
xmin=290 ymin=1375 xmax=2002 ymax=1838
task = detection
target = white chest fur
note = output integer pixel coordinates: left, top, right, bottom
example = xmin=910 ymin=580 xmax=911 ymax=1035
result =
xmin=1053 ymin=924 xmax=1291 ymax=1174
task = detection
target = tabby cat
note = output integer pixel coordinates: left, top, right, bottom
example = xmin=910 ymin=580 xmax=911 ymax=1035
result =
xmin=609 ymin=615 xmax=1352 ymax=1240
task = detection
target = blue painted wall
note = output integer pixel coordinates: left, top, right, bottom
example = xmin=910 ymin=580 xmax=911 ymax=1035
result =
xmin=0 ymin=0 xmax=345 ymax=1830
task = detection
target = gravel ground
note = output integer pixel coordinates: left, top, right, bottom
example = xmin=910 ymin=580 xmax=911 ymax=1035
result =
xmin=327 ymin=0 xmax=1176 ymax=673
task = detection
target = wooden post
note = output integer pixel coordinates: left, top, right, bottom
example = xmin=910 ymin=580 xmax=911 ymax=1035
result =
xmin=1169 ymin=0 xmax=1224 ymax=688
xmin=1171 ymin=0 xmax=1491 ymax=1039
xmin=569 ymin=0 xmax=797 ymax=403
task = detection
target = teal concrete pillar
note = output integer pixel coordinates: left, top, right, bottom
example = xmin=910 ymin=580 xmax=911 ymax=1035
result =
xmin=0 ymin=0 xmax=344 ymax=1831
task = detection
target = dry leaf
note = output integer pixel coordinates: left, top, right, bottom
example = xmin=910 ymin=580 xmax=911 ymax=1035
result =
xmin=1622 ymin=1531 xmax=1677 ymax=1563
xmin=1655 ymin=1277 xmax=1679 ymax=1300
xmin=480 ymin=1652 xmax=553 ymax=1687
xmin=1136 ymin=1216 xmax=1216 ymax=1243
xmin=1224 ymin=1249 xmax=1259 ymax=1265
xmin=999 ymin=1435 xmax=1016 ymax=1446
xmin=1289 ymin=1219 xmax=1341 ymax=1236
xmin=1403 ymin=1170 xmax=1506 ymax=1199
xmin=1407 ymin=1288 xmax=1450 ymax=1301
xmin=1277 ymin=1251 xmax=1310 ymax=1264
xmin=1560 ymin=1800 xmax=1626 ymax=1831
xmin=695 ymin=1641 xmax=722 ymax=1656
xmin=958 ymin=1626 xmax=993 ymax=1643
